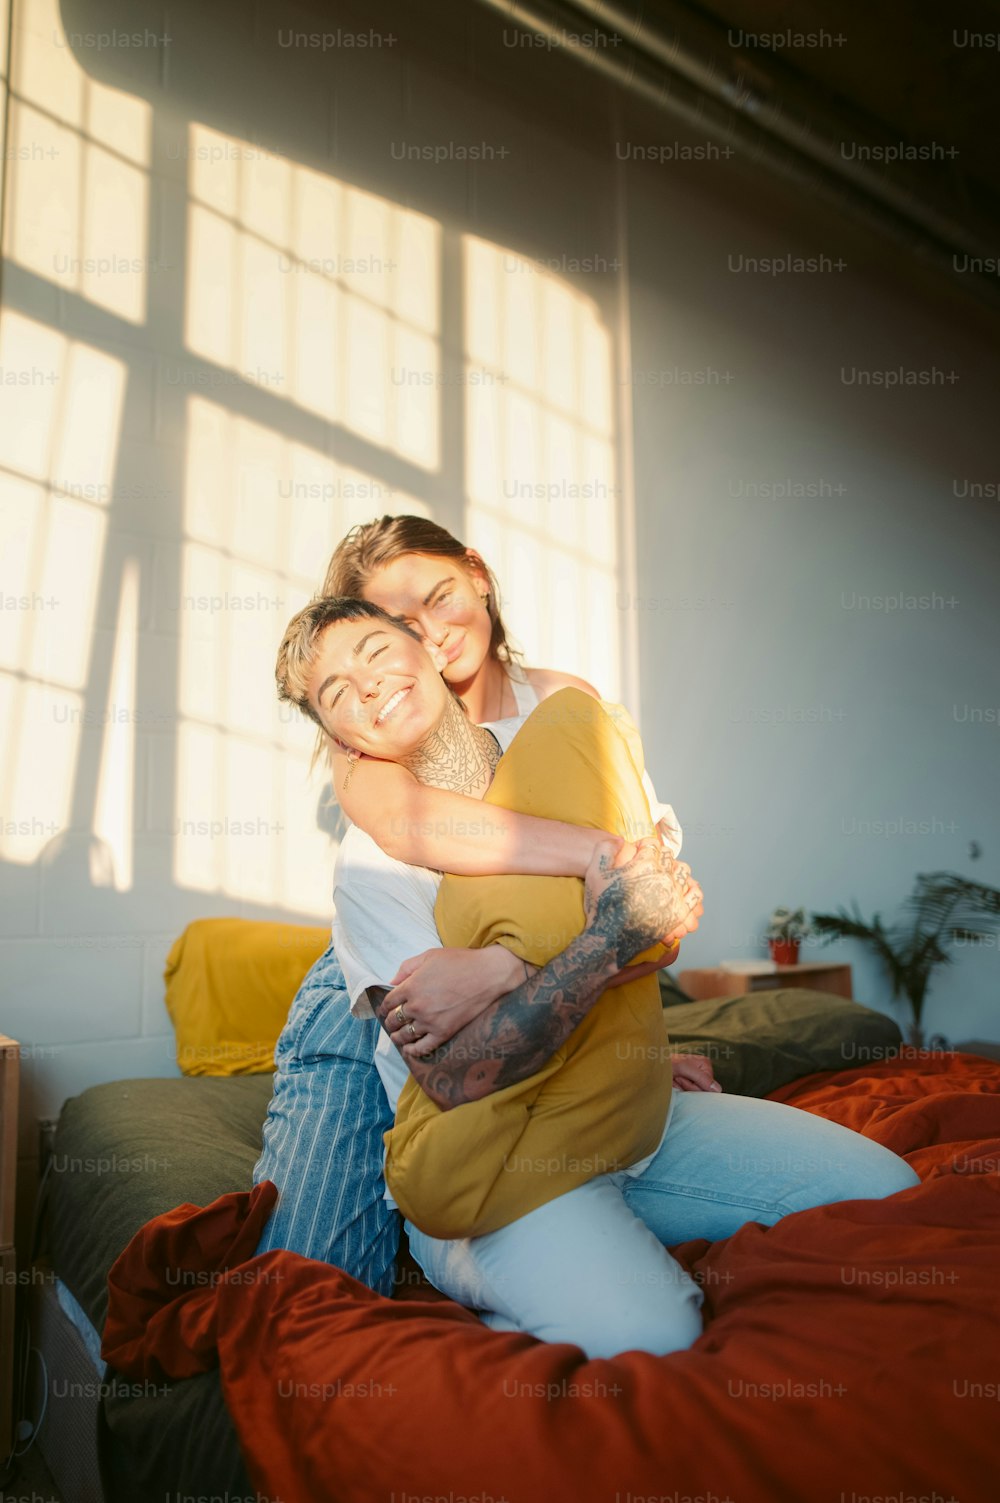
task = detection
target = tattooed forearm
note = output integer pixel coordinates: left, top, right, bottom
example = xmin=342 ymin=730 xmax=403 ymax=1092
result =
xmin=591 ymin=868 xmax=686 ymax=968
xmin=382 ymin=926 xmax=620 ymax=1109
xmin=368 ymin=832 xmax=690 ymax=1110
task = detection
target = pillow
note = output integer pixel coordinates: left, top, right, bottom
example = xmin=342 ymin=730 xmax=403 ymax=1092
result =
xmin=164 ymin=919 xmax=329 ymax=1076
xmin=663 ymin=988 xmax=903 ymax=1097
xmin=386 ymin=690 xmax=672 ymax=1239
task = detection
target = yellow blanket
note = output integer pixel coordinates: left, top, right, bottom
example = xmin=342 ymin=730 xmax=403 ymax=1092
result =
xmin=383 ymin=688 xmax=673 ymax=1239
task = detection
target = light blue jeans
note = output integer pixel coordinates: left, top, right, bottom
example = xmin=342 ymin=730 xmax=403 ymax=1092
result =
xmin=406 ymin=1089 xmax=920 ymax=1359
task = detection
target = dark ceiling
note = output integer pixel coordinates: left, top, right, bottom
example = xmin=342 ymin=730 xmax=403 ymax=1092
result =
xmin=647 ymin=0 xmax=1000 ymax=237
xmin=673 ymin=0 xmax=1000 ymax=187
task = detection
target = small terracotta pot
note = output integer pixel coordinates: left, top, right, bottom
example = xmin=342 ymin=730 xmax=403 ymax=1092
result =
xmin=768 ymin=938 xmax=801 ymax=966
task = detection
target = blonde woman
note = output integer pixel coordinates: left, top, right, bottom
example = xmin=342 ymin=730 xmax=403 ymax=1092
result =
xmin=253 ymin=515 xmax=705 ymax=1294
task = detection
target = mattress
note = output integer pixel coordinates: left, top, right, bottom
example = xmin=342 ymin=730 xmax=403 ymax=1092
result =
xmin=29 ymin=1274 xmax=105 ymax=1503
xmin=55 ymin=1276 xmax=104 ymax=1371
xmin=50 ymin=1075 xmax=273 ymax=1503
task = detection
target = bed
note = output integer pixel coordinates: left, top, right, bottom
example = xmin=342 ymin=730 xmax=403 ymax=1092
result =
xmin=35 ymin=921 xmax=1000 ymax=1503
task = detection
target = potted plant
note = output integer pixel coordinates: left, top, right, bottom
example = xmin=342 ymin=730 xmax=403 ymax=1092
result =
xmin=766 ymin=907 xmax=809 ymax=966
xmin=811 ymin=871 xmax=1000 ymax=1048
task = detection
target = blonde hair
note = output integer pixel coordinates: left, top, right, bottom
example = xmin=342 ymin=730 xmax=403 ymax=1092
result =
xmin=324 ymin=514 xmax=521 ymax=666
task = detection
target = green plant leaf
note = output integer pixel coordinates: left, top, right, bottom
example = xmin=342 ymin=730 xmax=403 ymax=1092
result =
xmin=811 ymin=870 xmax=1000 ymax=1027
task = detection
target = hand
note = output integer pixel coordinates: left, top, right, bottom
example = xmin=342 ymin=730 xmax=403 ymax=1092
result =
xmin=376 ymin=946 xmax=524 ymax=1058
xmin=662 ymin=860 xmax=704 ymax=945
xmin=583 ymin=838 xmax=703 ymax=967
xmin=671 ymin=1052 xmax=722 ymax=1092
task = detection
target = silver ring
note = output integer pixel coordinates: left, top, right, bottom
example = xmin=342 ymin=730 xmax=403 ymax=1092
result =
xmin=407 ymin=1022 xmax=417 ymax=1039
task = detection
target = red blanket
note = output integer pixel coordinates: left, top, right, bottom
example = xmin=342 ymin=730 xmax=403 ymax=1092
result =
xmin=104 ymin=1054 xmax=1000 ymax=1503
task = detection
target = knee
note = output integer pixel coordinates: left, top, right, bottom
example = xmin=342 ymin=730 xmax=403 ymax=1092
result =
xmin=821 ymin=1141 xmax=921 ymax=1208
xmin=865 ymin=1151 xmax=921 ymax=1199
xmin=553 ymin=1277 xmax=704 ymax=1360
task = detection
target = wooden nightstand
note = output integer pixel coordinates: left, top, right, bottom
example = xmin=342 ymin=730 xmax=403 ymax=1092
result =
xmin=679 ymin=963 xmax=853 ymax=1002
xmin=0 ymin=1034 xmax=19 ymax=1458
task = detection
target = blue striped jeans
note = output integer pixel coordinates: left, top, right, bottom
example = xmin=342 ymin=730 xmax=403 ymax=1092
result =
xmin=252 ymin=940 xmax=399 ymax=1296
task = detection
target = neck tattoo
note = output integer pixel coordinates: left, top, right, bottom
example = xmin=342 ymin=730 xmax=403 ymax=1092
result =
xmin=402 ymin=694 xmax=500 ymax=796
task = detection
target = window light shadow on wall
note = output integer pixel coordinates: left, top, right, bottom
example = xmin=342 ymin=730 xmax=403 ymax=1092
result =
xmin=184 ymin=123 xmax=441 ymax=469
xmin=173 ymin=392 xmax=428 ymax=914
xmin=90 ymin=556 xmax=139 ymax=892
xmin=5 ymin=0 xmax=151 ymax=323
xmin=2 ymin=13 xmax=622 ymax=918
xmin=462 ymin=235 xmax=620 ymax=700
xmin=0 ymin=311 xmax=125 ymax=864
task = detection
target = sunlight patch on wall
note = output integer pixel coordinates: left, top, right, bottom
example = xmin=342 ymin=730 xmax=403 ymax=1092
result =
xmin=184 ymin=124 xmax=441 ymax=468
xmin=173 ymin=394 xmax=428 ymax=913
xmin=0 ymin=312 xmax=125 ymax=863
xmin=462 ymin=236 xmax=619 ymax=698
xmin=0 ymin=674 xmax=81 ymax=865
xmin=90 ymin=558 xmax=140 ymax=891
xmin=0 ymin=0 xmax=9 ymax=171
xmin=5 ymin=0 xmax=152 ymax=323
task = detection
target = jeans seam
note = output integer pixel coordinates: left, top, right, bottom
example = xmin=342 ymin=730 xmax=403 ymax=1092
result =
xmin=624 ymin=1178 xmax=787 ymax=1218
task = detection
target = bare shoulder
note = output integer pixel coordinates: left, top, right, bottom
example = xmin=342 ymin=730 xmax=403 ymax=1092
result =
xmin=523 ymin=667 xmax=602 ymax=701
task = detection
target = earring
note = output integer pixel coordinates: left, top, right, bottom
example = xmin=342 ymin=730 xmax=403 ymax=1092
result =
xmin=343 ymin=750 xmax=360 ymax=791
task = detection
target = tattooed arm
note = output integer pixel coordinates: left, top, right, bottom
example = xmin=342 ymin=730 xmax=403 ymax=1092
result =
xmin=370 ymin=837 xmax=698 ymax=1109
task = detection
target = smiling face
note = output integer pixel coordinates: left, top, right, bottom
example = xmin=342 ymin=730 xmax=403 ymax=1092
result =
xmin=360 ymin=552 xmax=494 ymax=689
xmin=306 ymin=615 xmax=451 ymax=760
